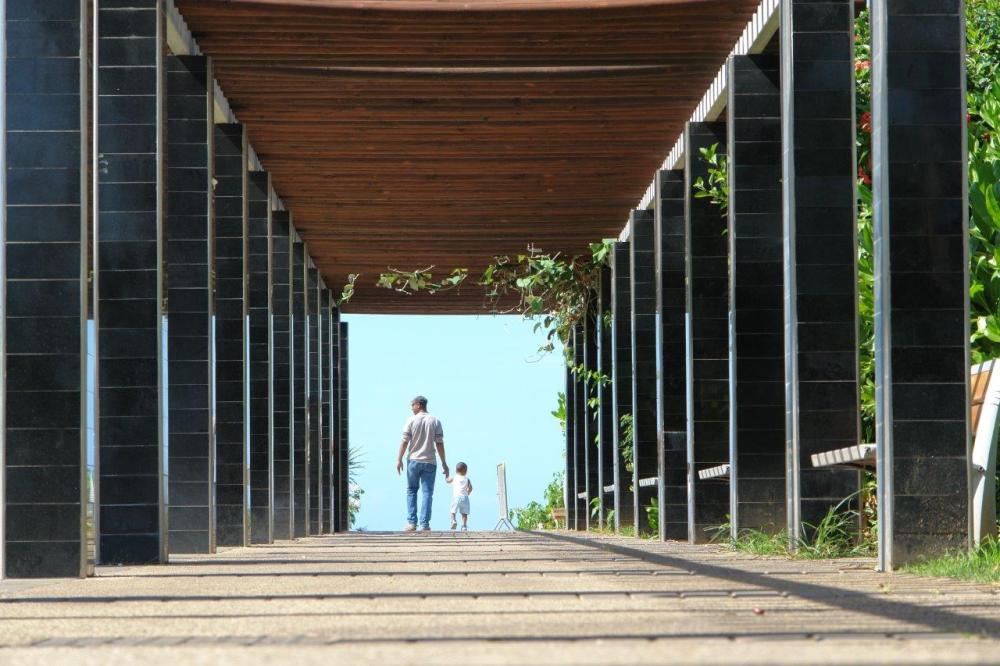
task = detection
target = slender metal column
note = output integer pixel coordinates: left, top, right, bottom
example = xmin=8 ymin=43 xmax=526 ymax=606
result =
xmin=780 ymin=0 xmax=859 ymax=544
xmin=610 ymin=241 xmax=634 ymax=530
xmin=728 ymin=54 xmax=786 ymax=535
xmin=95 ymin=0 xmax=168 ymax=564
xmin=166 ymin=54 xmax=215 ymax=554
xmin=583 ymin=310 xmax=600 ymax=528
xmin=270 ymin=211 xmax=292 ymax=539
xmin=2 ymin=0 xmax=92 ymax=577
xmin=596 ymin=266 xmax=615 ymax=528
xmin=654 ymin=169 xmax=688 ymax=541
xmin=630 ymin=209 xmax=657 ymax=535
xmin=871 ymin=0 xmax=969 ymax=569
xmin=291 ymin=234 xmax=308 ymax=536
xmin=213 ymin=123 xmax=249 ymax=548
xmin=329 ymin=307 xmax=343 ymax=532
xmin=307 ymin=264 xmax=321 ymax=534
xmin=247 ymin=171 xmax=272 ymax=544
xmin=685 ymin=121 xmax=730 ymax=544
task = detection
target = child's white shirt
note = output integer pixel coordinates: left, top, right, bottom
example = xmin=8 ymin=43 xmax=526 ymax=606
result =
xmin=450 ymin=474 xmax=471 ymax=497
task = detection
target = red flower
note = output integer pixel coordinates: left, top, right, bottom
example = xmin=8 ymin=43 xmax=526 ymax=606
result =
xmin=858 ymin=165 xmax=872 ymax=186
xmin=855 ymin=59 xmax=870 ymax=73
xmin=860 ymin=111 xmax=872 ymax=133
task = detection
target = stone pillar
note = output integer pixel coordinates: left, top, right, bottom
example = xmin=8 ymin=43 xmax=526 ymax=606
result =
xmin=247 ymin=171 xmax=272 ymax=544
xmin=871 ymin=0 xmax=969 ymax=569
xmin=213 ymin=123 xmax=249 ymax=547
xmin=307 ymin=265 xmax=321 ymax=534
xmin=291 ymin=235 xmax=308 ymax=536
xmin=780 ymin=0 xmax=859 ymax=542
xmin=572 ymin=325 xmax=588 ymax=530
xmin=728 ymin=54 xmax=786 ymax=535
xmin=2 ymin=0 xmax=91 ymax=577
xmin=166 ymin=54 xmax=215 ymax=554
xmin=337 ymin=322 xmax=350 ymax=531
xmin=630 ymin=210 xmax=658 ymax=535
xmin=685 ymin=121 xmax=730 ymax=544
xmin=271 ymin=211 xmax=292 ymax=539
xmin=610 ymin=241 xmax=634 ymax=530
xmin=563 ymin=366 xmax=577 ymax=530
xmin=95 ymin=0 xmax=167 ymax=564
xmin=596 ymin=267 xmax=615 ymax=528
xmin=320 ymin=286 xmax=333 ymax=533
xmin=654 ymin=169 xmax=688 ymax=541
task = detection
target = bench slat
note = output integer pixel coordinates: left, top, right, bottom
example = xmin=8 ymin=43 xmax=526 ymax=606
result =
xmin=697 ymin=463 xmax=731 ymax=480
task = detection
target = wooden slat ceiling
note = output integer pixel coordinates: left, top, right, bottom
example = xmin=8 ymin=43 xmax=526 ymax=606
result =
xmin=177 ymin=0 xmax=760 ymax=313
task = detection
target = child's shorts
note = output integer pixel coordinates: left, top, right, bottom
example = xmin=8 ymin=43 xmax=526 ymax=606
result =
xmin=450 ymin=495 xmax=470 ymax=515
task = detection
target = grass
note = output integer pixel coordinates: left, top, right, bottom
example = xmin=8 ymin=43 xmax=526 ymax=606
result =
xmin=903 ymin=539 xmax=1000 ymax=584
xmin=710 ymin=501 xmax=875 ymax=560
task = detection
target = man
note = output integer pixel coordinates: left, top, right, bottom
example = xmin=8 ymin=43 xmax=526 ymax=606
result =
xmin=396 ymin=395 xmax=448 ymax=531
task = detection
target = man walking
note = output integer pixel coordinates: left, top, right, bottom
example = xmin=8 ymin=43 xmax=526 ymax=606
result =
xmin=396 ymin=395 xmax=448 ymax=531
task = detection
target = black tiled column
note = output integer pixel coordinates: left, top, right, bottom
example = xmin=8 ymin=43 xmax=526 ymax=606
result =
xmin=630 ymin=210 xmax=658 ymax=535
xmin=596 ymin=267 xmax=615 ymax=529
xmin=572 ymin=325 xmax=587 ymax=530
xmin=564 ymin=366 xmax=577 ymax=529
xmin=654 ymin=169 xmax=688 ymax=541
xmin=728 ymin=54 xmax=786 ymax=535
xmin=780 ymin=0 xmax=859 ymax=541
xmin=3 ymin=0 xmax=90 ymax=577
xmin=271 ymin=211 xmax=292 ymax=539
xmin=166 ymin=55 xmax=215 ymax=555
xmin=583 ymin=311 xmax=601 ymax=529
xmin=95 ymin=0 xmax=167 ymax=564
xmin=213 ymin=123 xmax=249 ymax=548
xmin=291 ymin=235 xmax=308 ymax=536
xmin=320 ymin=288 xmax=334 ymax=533
xmin=610 ymin=241 xmax=634 ymax=530
xmin=329 ymin=308 xmax=343 ymax=532
xmin=247 ymin=171 xmax=272 ymax=544
xmin=871 ymin=0 xmax=968 ymax=568
xmin=307 ymin=265 xmax=322 ymax=534
xmin=685 ymin=121 xmax=730 ymax=544
xmin=337 ymin=322 xmax=350 ymax=531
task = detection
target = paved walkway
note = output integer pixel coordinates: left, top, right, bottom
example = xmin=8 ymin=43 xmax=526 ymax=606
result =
xmin=2 ymin=531 xmax=999 ymax=664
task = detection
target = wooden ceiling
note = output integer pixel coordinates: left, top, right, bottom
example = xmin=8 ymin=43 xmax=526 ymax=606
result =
xmin=177 ymin=0 xmax=760 ymax=313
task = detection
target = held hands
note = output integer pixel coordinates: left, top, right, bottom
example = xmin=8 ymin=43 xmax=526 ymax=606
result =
xmin=442 ymin=465 xmax=449 ymax=477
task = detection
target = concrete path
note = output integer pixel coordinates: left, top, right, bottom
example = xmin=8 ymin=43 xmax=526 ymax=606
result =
xmin=2 ymin=531 xmax=999 ymax=665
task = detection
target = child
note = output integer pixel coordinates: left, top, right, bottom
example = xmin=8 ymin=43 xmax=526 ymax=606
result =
xmin=446 ymin=462 xmax=473 ymax=531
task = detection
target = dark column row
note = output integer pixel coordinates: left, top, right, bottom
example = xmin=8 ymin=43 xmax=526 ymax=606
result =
xmin=630 ymin=210 xmax=657 ymax=535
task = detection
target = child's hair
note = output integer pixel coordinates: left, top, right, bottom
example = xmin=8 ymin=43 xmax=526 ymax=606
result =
xmin=456 ymin=462 xmax=468 ymax=474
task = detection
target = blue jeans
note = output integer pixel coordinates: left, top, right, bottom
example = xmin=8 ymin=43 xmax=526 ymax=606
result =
xmin=406 ymin=460 xmax=437 ymax=528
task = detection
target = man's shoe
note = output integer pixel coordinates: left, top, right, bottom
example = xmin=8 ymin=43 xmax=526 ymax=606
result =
xmin=450 ymin=521 xmax=457 ymax=530
xmin=461 ymin=526 xmax=468 ymax=531
xmin=404 ymin=523 xmax=416 ymax=532
xmin=419 ymin=525 xmax=431 ymax=532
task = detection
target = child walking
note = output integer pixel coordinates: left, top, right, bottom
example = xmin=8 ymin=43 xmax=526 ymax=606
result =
xmin=446 ymin=462 xmax=473 ymax=531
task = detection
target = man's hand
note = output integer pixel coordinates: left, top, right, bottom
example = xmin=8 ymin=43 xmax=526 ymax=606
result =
xmin=441 ymin=465 xmax=449 ymax=478
xmin=396 ymin=459 xmax=404 ymax=475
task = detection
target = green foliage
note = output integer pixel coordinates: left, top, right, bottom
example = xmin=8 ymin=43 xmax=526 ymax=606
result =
xmin=543 ymin=471 xmax=565 ymax=510
xmin=348 ymin=446 xmax=366 ymax=528
xmin=335 ymin=273 xmax=359 ymax=307
xmin=376 ymin=266 xmax=469 ymax=295
xmin=618 ymin=413 xmax=634 ymax=473
xmin=512 ymin=501 xmax=556 ymax=530
xmin=903 ymin=538 xmax=1000 ymax=583
xmin=551 ymin=391 xmax=567 ymax=434
xmin=692 ymin=143 xmax=729 ymax=217
xmin=645 ymin=498 xmax=659 ymax=536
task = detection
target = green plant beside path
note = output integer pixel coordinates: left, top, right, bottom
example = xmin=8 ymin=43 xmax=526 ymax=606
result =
xmin=904 ymin=539 xmax=1000 ymax=585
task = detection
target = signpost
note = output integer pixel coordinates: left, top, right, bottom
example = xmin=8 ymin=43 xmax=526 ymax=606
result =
xmin=494 ymin=463 xmax=515 ymax=531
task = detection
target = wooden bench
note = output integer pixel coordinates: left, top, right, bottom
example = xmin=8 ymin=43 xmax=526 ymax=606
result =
xmin=697 ymin=463 xmax=731 ymax=480
xmin=810 ymin=359 xmax=1000 ymax=544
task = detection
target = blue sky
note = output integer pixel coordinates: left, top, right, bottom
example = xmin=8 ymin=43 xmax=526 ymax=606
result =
xmin=344 ymin=314 xmax=565 ymax=531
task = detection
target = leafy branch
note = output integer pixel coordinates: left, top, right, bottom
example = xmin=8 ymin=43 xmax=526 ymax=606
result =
xmin=692 ymin=142 xmax=729 ymax=217
xmin=376 ymin=266 xmax=469 ymax=295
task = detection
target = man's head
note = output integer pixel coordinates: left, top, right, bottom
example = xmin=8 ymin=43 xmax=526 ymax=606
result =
xmin=410 ymin=395 xmax=428 ymax=414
